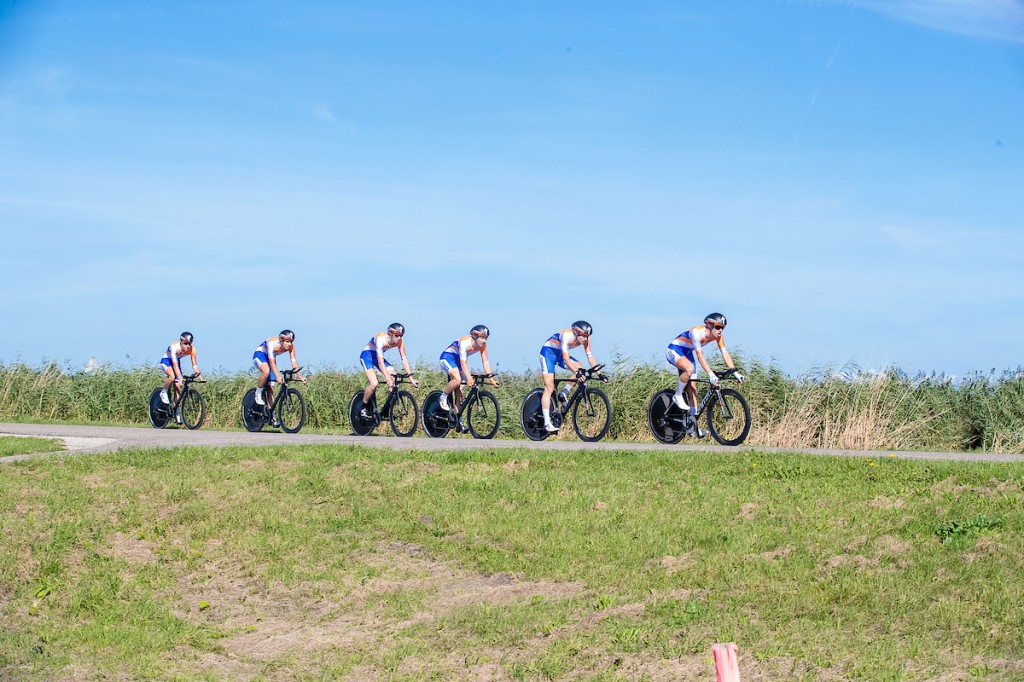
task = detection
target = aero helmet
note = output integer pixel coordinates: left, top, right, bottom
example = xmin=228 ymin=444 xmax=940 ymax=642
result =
xmin=470 ymin=324 xmax=490 ymax=339
xmin=180 ymin=331 xmax=194 ymax=343
xmin=387 ymin=322 xmax=405 ymax=336
xmin=704 ymin=313 xmax=727 ymax=328
xmin=279 ymin=329 xmax=296 ymax=340
xmin=571 ymin=320 xmax=593 ymax=336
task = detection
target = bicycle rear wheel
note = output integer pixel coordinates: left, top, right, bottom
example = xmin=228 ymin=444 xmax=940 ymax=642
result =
xmin=468 ymin=390 xmax=500 ymax=439
xmin=647 ymin=389 xmax=685 ymax=444
xmin=276 ymin=387 xmax=306 ymax=434
xmin=241 ymin=389 xmax=266 ymax=432
xmin=707 ymin=388 xmax=751 ymax=446
xmin=389 ymin=390 xmax=419 ymax=437
xmin=349 ymin=392 xmax=376 ymax=435
xmin=148 ymin=388 xmax=170 ymax=429
xmin=572 ymin=387 xmax=611 ymax=442
xmin=520 ymin=388 xmax=549 ymax=441
xmin=181 ymin=389 xmax=206 ymax=430
xmin=421 ymin=390 xmax=452 ymax=438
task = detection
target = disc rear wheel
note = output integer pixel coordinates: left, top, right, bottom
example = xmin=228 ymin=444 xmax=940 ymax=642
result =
xmin=647 ymin=389 xmax=685 ymax=444
xmin=148 ymin=388 xmax=170 ymax=429
xmin=241 ymin=389 xmax=266 ymax=432
xmin=520 ymin=388 xmax=549 ymax=441
xmin=421 ymin=390 xmax=452 ymax=438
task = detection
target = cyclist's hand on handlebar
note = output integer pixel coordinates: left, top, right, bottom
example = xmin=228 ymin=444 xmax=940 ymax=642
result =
xmin=576 ymin=368 xmax=587 ymax=382
xmin=734 ymin=371 xmax=745 ymax=384
xmin=597 ymin=372 xmax=609 ymax=383
xmin=708 ymin=372 xmax=719 ymax=387
xmin=410 ymin=376 xmax=419 ymax=387
xmin=466 ymin=375 xmax=475 ymax=387
xmin=489 ymin=377 xmax=500 ymax=387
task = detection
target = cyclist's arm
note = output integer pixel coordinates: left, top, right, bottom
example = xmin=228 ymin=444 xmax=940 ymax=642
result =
xmin=694 ymin=347 xmax=715 ymax=376
xmin=583 ymin=336 xmax=597 ymax=368
xmin=480 ymin=347 xmax=497 ymax=382
xmin=720 ymin=347 xmax=736 ymax=371
xmin=398 ymin=339 xmax=415 ymax=379
xmin=189 ymin=347 xmax=200 ymax=376
xmin=171 ymin=346 xmax=184 ymax=382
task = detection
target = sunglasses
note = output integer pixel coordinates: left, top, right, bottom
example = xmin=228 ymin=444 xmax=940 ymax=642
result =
xmin=711 ymin=324 xmax=725 ymax=330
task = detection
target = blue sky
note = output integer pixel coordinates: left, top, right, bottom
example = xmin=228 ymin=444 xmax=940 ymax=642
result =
xmin=1 ymin=1 xmax=1021 ymax=378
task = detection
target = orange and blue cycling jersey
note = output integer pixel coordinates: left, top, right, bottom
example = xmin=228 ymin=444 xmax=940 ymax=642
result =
xmin=440 ymin=336 xmax=480 ymax=379
xmin=359 ymin=332 xmax=407 ymax=372
xmin=539 ymin=329 xmax=594 ymax=374
xmin=252 ymin=337 xmax=296 ymax=382
xmin=667 ymin=326 xmax=726 ymax=366
xmin=160 ymin=341 xmax=196 ymax=373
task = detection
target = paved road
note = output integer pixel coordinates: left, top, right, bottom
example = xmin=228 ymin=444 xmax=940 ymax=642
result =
xmin=2 ymin=422 xmax=1022 ymax=464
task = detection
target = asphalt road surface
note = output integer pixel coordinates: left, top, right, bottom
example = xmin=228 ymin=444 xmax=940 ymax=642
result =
xmin=2 ymin=422 xmax=1022 ymax=465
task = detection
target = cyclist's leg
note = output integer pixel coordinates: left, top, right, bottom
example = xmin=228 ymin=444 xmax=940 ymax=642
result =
xmin=668 ymin=347 xmax=696 ymax=411
xmin=359 ymin=351 xmax=380 ymax=406
xmin=253 ymin=353 xmax=272 ymax=405
xmin=158 ymin=360 xmax=174 ymax=403
xmin=440 ymin=355 xmax=461 ymax=410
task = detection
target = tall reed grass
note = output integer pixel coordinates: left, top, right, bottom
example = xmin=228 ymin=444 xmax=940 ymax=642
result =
xmin=1 ymin=357 xmax=1021 ymax=452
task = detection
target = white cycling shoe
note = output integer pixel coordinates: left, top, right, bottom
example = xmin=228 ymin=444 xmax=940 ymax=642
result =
xmin=544 ymin=422 xmax=559 ymax=433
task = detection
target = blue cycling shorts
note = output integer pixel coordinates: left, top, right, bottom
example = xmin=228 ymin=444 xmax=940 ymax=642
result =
xmin=667 ymin=344 xmax=696 ymax=369
xmin=440 ymin=352 xmax=466 ymax=381
xmin=539 ymin=346 xmax=575 ymax=375
xmin=359 ymin=350 xmax=392 ymax=373
xmin=252 ymin=351 xmax=278 ymax=382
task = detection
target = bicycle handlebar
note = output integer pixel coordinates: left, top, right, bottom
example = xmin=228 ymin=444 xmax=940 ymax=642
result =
xmin=555 ymin=364 xmax=607 ymax=385
xmin=691 ymin=367 xmax=740 ymax=384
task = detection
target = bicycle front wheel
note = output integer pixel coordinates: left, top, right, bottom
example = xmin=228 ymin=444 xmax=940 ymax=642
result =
xmin=468 ymin=390 xmax=501 ymax=439
xmin=241 ymin=389 xmax=265 ymax=432
xmin=421 ymin=390 xmax=452 ymax=438
xmin=389 ymin=390 xmax=419 ymax=437
xmin=707 ymin=388 xmax=751 ymax=446
xmin=647 ymin=389 xmax=685 ymax=444
xmin=520 ymin=388 xmax=549 ymax=441
xmin=572 ymin=387 xmax=611 ymax=442
xmin=148 ymin=388 xmax=170 ymax=429
xmin=181 ymin=389 xmax=206 ymax=430
xmin=276 ymin=387 xmax=307 ymax=434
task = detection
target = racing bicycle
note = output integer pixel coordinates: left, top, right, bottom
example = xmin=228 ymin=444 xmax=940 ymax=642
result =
xmin=647 ymin=368 xmax=751 ymax=446
xmin=148 ymin=374 xmax=206 ymax=430
xmin=421 ymin=373 xmax=501 ymax=439
xmin=521 ymin=365 xmax=611 ymax=442
xmin=348 ymin=372 xmax=419 ymax=437
xmin=240 ymin=368 xmax=307 ymax=434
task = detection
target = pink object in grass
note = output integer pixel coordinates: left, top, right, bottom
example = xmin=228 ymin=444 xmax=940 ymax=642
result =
xmin=712 ymin=642 xmax=740 ymax=682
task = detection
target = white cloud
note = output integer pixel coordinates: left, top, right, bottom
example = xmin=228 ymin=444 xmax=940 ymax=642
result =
xmin=851 ymin=0 xmax=1024 ymax=43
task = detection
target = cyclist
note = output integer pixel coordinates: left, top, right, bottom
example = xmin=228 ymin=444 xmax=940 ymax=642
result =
xmin=667 ymin=313 xmax=744 ymax=434
xmin=439 ymin=325 xmax=500 ymax=419
xmin=253 ymin=330 xmax=306 ymax=409
xmin=359 ymin=323 xmax=418 ymax=417
xmin=159 ymin=331 xmax=202 ymax=406
xmin=538 ymin=320 xmax=602 ymax=433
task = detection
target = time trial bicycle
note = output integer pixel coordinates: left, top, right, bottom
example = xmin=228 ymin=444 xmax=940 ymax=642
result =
xmin=421 ymin=373 xmax=501 ymax=439
xmin=521 ymin=365 xmax=610 ymax=442
xmin=148 ymin=374 xmax=206 ymax=430
xmin=647 ymin=367 xmax=751 ymax=446
xmin=240 ymin=368 xmax=307 ymax=434
xmin=348 ymin=372 xmax=419 ymax=437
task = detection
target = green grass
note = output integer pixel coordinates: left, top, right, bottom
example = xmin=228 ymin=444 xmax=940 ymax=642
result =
xmin=0 ymin=436 xmax=62 ymax=458
xmin=2 ymin=444 xmax=1022 ymax=680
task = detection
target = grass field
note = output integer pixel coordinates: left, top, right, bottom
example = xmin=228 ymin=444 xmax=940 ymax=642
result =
xmin=0 ymin=435 xmax=62 ymax=458
xmin=2 ymin=443 xmax=1022 ymax=680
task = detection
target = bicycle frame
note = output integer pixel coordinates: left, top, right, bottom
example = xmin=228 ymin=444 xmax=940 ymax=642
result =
xmin=551 ymin=365 xmax=605 ymax=422
xmin=168 ymin=375 xmax=203 ymax=410
xmin=666 ymin=368 xmax=740 ymax=424
xmin=447 ymin=373 xmax=495 ymax=424
xmin=260 ymin=367 xmax=302 ymax=416
xmin=368 ymin=372 xmax=413 ymax=423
